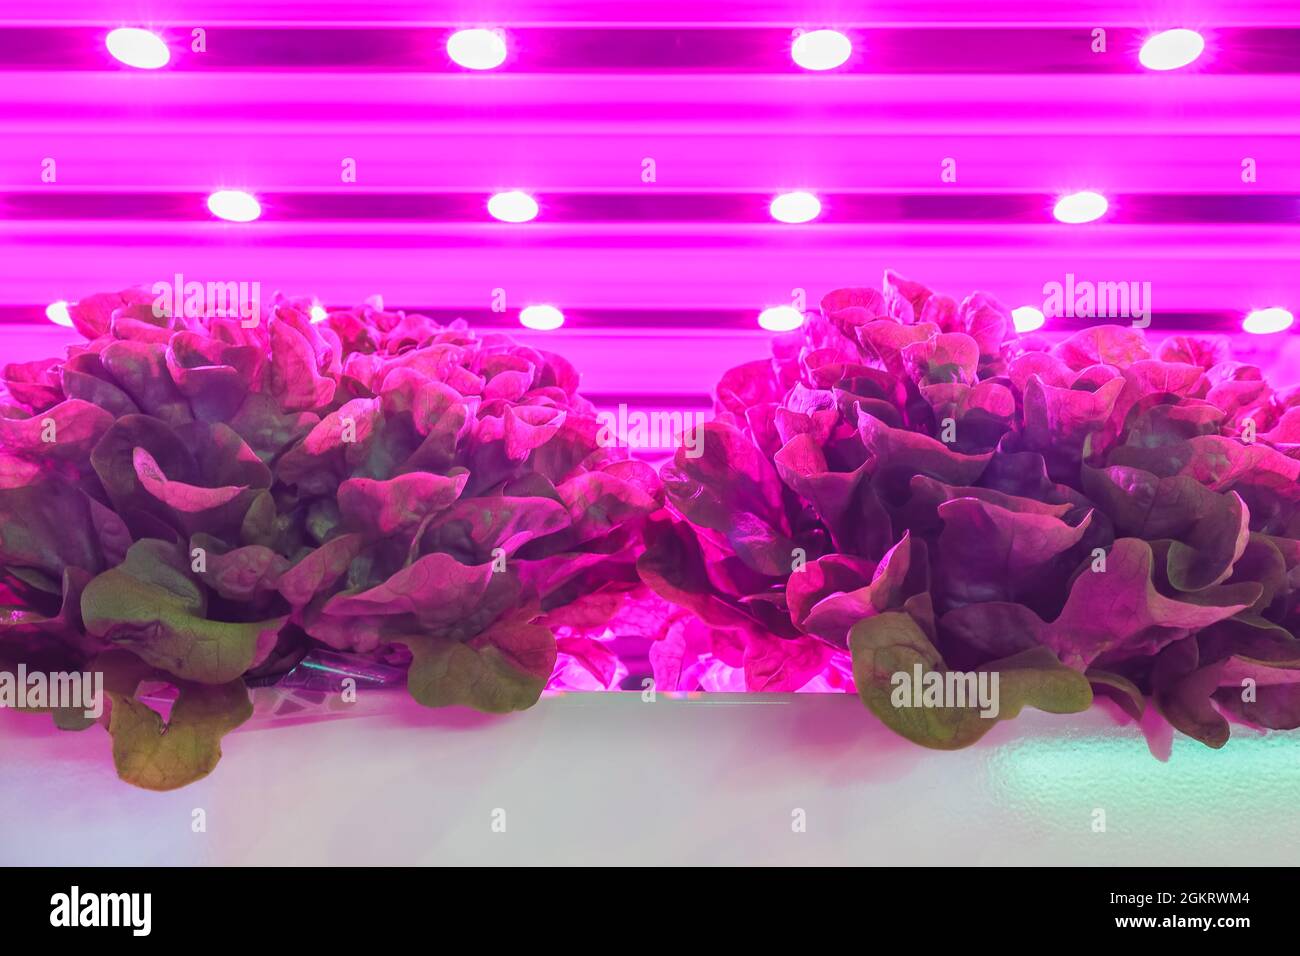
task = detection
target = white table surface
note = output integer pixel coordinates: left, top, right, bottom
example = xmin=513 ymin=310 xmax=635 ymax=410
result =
xmin=1 ymin=692 xmax=1297 ymax=866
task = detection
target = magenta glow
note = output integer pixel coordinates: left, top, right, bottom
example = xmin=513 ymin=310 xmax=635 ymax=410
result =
xmin=519 ymin=304 xmax=564 ymax=330
xmin=44 ymin=301 xmax=74 ymax=328
xmin=1244 ymin=307 xmax=1295 ymax=335
xmin=1053 ymin=191 xmax=1109 ymax=224
xmin=770 ymin=192 xmax=821 ymax=224
xmin=105 ymin=28 xmax=170 ymax=70
xmin=447 ymin=29 xmax=507 ymax=70
xmin=1139 ymin=29 xmax=1206 ymax=72
xmin=758 ymin=306 xmax=804 ymax=331
xmin=791 ymin=30 xmax=852 ymax=71
xmin=487 ymin=191 xmax=539 ymax=223
xmin=206 ymin=191 xmax=262 ymax=223
xmin=1011 ymin=306 xmax=1046 ymax=333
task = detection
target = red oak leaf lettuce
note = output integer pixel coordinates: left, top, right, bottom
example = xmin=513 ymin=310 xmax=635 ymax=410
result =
xmin=641 ymin=271 xmax=1300 ymax=750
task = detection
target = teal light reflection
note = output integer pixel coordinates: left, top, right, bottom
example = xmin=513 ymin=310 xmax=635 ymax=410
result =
xmin=989 ymin=728 xmax=1300 ymax=862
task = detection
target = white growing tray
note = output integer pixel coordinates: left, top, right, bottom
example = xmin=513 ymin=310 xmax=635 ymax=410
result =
xmin=1 ymin=691 xmax=1296 ymax=865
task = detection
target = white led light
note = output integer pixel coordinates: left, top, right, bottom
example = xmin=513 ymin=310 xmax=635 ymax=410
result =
xmin=1011 ymin=306 xmax=1046 ymax=333
xmin=792 ymin=30 xmax=852 ymax=71
xmin=106 ymin=28 xmax=170 ymax=70
xmin=520 ymin=305 xmax=564 ymax=331
xmin=488 ymin=191 xmax=539 ymax=223
xmin=758 ymin=306 xmax=805 ymax=332
xmin=1053 ymin=191 xmax=1108 ymax=224
xmin=207 ymin=190 xmax=262 ymax=223
xmin=447 ymin=29 xmax=507 ymax=70
xmin=1243 ymin=307 xmax=1294 ymax=335
xmin=45 ymin=301 xmax=74 ymax=328
xmin=1139 ymin=29 xmax=1205 ymax=71
xmin=309 ymin=304 xmax=328 ymax=323
xmin=770 ymin=191 xmax=821 ymax=224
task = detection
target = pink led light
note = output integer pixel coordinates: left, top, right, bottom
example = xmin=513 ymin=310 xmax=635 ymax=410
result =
xmin=105 ymin=28 xmax=170 ymax=70
xmin=447 ymin=29 xmax=507 ymax=70
xmin=1243 ymin=307 xmax=1294 ymax=335
xmin=488 ymin=191 xmax=539 ymax=223
xmin=770 ymin=192 xmax=821 ymax=224
xmin=791 ymin=30 xmax=852 ymax=71
xmin=1011 ymin=306 xmax=1046 ymax=333
xmin=758 ymin=306 xmax=804 ymax=331
xmin=1053 ymin=191 xmax=1108 ymax=224
xmin=207 ymin=190 xmax=262 ymax=222
xmin=1139 ymin=29 xmax=1206 ymax=71
xmin=45 ymin=301 xmax=74 ymax=328
xmin=309 ymin=304 xmax=328 ymax=323
xmin=520 ymin=305 xmax=564 ymax=331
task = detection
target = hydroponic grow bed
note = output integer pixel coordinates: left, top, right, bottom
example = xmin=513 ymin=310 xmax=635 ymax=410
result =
xmin=3 ymin=274 xmax=1299 ymax=792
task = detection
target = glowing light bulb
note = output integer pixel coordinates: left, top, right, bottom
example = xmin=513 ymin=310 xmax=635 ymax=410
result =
xmin=792 ymin=30 xmax=852 ymax=71
xmin=106 ymin=28 xmax=170 ymax=69
xmin=1139 ymin=29 xmax=1205 ymax=71
xmin=1243 ymin=307 xmax=1294 ymax=335
xmin=758 ymin=306 xmax=805 ymax=332
xmin=770 ymin=192 xmax=821 ymax=224
xmin=447 ymin=29 xmax=507 ymax=70
xmin=1011 ymin=306 xmax=1046 ymax=333
xmin=207 ymin=190 xmax=262 ymax=222
xmin=520 ymin=305 xmax=564 ymax=331
xmin=45 ymin=301 xmax=74 ymax=327
xmin=1053 ymin=191 xmax=1108 ymax=224
xmin=488 ymin=191 xmax=539 ymax=223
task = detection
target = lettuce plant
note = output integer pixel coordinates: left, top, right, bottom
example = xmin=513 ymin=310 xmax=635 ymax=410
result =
xmin=0 ymin=290 xmax=660 ymax=788
xmin=641 ymin=271 xmax=1300 ymax=749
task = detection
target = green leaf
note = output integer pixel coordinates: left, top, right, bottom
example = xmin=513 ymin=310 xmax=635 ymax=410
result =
xmin=394 ymin=620 xmax=556 ymax=713
xmin=1151 ymin=638 xmax=1230 ymax=748
xmin=1086 ymin=668 xmax=1146 ymax=721
xmin=105 ymin=666 xmax=253 ymax=790
xmin=1080 ymin=464 xmax=1250 ymax=591
xmin=850 ymin=611 xmax=1092 ymax=750
xmin=52 ymin=707 xmax=99 ymax=731
xmin=81 ymin=539 xmax=284 ymax=683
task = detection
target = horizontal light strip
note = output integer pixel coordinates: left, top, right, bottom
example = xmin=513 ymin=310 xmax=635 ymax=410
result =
xmin=6 ymin=0 xmax=1300 ymax=27
xmin=2 ymin=231 xmax=1291 ymax=316
xmin=0 ymin=303 xmax=1266 ymax=333
xmin=3 ymin=132 xmax=1298 ymax=191
xmin=3 ymin=191 xmax=1297 ymax=223
xmin=2 ymin=26 xmax=1298 ymax=73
